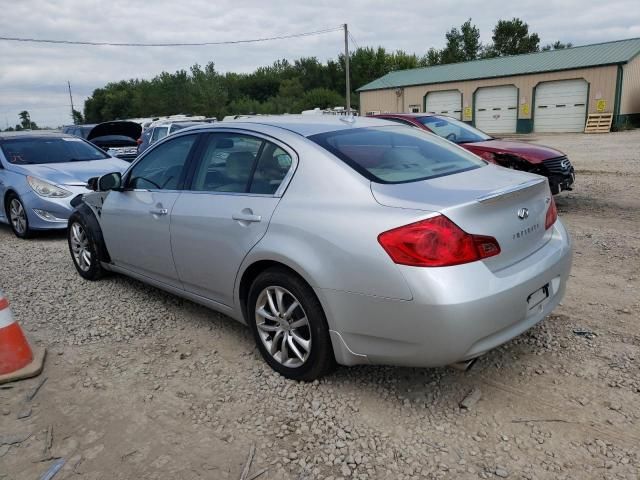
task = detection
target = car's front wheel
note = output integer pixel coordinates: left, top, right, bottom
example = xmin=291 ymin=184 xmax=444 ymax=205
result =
xmin=6 ymin=194 xmax=31 ymax=239
xmin=248 ymin=268 xmax=335 ymax=381
xmin=67 ymin=214 xmax=105 ymax=280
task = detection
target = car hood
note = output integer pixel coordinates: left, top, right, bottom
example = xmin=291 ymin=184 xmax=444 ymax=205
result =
xmin=87 ymin=121 xmax=142 ymax=142
xmin=461 ymin=139 xmax=564 ymax=164
xmin=10 ymin=158 xmax=129 ymax=186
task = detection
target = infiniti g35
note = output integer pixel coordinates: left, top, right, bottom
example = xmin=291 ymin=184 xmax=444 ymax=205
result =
xmin=66 ymin=116 xmax=572 ymax=380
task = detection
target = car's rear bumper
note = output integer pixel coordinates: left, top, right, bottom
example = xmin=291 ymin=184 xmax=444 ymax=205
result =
xmin=320 ymin=220 xmax=572 ymax=367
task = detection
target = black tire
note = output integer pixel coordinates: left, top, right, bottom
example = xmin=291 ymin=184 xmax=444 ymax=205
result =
xmin=67 ymin=212 xmax=105 ymax=280
xmin=5 ymin=193 xmax=32 ymax=239
xmin=247 ymin=267 xmax=336 ymax=381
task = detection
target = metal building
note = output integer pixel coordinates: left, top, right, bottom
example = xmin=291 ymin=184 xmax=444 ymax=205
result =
xmin=358 ymin=38 xmax=640 ymax=133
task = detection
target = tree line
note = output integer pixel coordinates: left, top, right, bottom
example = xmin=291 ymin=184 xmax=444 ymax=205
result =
xmin=4 ymin=18 xmax=573 ymax=129
xmin=3 ymin=111 xmax=39 ymax=131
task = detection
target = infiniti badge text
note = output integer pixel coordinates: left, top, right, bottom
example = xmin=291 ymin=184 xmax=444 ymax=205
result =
xmin=513 ymin=223 xmax=540 ymax=240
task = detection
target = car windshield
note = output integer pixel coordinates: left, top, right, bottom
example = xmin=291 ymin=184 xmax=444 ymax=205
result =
xmin=418 ymin=116 xmax=492 ymax=144
xmin=0 ymin=137 xmax=109 ymax=165
xmin=310 ymin=126 xmax=485 ymax=184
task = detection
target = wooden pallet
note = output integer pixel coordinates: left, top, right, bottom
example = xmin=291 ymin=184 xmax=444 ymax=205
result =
xmin=584 ymin=113 xmax=613 ymax=133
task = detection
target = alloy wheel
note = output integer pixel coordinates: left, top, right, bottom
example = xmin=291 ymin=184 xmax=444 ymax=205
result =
xmin=255 ymin=286 xmax=312 ymax=368
xmin=9 ymin=199 xmax=27 ymax=235
xmin=70 ymin=222 xmax=92 ymax=272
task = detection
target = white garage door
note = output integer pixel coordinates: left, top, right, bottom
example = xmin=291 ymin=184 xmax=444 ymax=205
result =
xmin=534 ymin=79 xmax=588 ymax=133
xmin=475 ymin=86 xmax=518 ymax=133
xmin=424 ymin=90 xmax=462 ymax=120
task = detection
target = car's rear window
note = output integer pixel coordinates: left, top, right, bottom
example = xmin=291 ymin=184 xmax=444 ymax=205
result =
xmin=0 ymin=137 xmax=109 ymax=165
xmin=309 ymin=126 xmax=485 ymax=184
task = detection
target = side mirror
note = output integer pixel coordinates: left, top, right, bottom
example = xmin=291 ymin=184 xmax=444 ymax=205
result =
xmin=97 ymin=172 xmax=122 ymax=191
xmin=87 ymin=177 xmax=98 ymax=191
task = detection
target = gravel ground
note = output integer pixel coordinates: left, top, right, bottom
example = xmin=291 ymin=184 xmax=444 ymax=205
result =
xmin=1 ymin=130 xmax=639 ymax=479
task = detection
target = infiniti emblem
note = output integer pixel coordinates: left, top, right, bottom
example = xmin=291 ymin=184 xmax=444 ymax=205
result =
xmin=517 ymin=208 xmax=529 ymax=220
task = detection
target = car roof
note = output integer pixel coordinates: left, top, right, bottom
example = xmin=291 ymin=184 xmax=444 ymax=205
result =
xmin=0 ymin=130 xmax=75 ymax=141
xmin=374 ymin=113 xmax=436 ymax=118
xmin=150 ymin=119 xmax=205 ymax=127
xmin=208 ymin=114 xmax=397 ymax=137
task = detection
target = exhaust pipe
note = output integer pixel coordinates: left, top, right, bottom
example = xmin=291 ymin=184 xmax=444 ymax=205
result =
xmin=449 ymin=357 xmax=477 ymax=372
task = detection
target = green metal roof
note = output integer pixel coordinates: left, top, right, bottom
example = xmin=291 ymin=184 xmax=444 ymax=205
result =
xmin=358 ymin=37 xmax=640 ymax=92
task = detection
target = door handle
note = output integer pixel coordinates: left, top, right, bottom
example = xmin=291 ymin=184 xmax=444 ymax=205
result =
xmin=232 ymin=212 xmax=261 ymax=223
xmin=149 ymin=208 xmax=168 ymax=216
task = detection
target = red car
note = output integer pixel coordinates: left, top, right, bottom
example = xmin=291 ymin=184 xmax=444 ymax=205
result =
xmin=372 ymin=113 xmax=575 ymax=194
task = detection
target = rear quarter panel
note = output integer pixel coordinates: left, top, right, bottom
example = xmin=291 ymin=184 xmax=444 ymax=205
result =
xmin=236 ymin=138 xmax=421 ymax=328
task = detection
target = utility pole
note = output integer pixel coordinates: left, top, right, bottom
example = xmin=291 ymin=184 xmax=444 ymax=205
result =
xmin=344 ymin=23 xmax=351 ymax=115
xmin=67 ymin=81 xmax=76 ymax=124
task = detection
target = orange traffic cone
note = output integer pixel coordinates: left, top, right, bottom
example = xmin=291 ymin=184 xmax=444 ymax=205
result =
xmin=0 ymin=293 xmax=46 ymax=384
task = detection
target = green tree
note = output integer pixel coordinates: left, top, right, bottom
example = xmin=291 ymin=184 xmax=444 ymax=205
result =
xmin=345 ymin=47 xmax=388 ymax=92
xmin=190 ymin=62 xmax=228 ymax=117
xmin=425 ymin=47 xmax=441 ymax=66
xmin=439 ymin=19 xmax=481 ymax=64
xmin=541 ymin=41 xmax=573 ymax=51
xmin=299 ymin=88 xmax=344 ymax=111
xmin=483 ymin=18 xmax=540 ymax=57
xmin=72 ymin=109 xmax=84 ymax=124
xmin=19 ymin=111 xmax=32 ymax=129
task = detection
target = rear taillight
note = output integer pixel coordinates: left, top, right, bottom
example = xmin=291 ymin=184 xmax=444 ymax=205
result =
xmin=545 ymin=196 xmax=558 ymax=230
xmin=378 ymin=215 xmax=501 ymax=267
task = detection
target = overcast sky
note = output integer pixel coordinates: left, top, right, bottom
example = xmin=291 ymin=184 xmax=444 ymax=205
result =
xmin=1 ymin=0 xmax=639 ymax=128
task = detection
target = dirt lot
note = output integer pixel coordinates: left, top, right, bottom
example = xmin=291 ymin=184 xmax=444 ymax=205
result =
xmin=1 ymin=130 xmax=639 ymax=480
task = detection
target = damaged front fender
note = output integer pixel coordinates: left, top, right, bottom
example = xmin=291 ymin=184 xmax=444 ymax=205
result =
xmin=69 ymin=193 xmax=112 ymax=264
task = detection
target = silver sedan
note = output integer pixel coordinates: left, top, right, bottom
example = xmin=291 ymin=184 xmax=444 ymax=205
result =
xmin=67 ymin=116 xmax=572 ymax=380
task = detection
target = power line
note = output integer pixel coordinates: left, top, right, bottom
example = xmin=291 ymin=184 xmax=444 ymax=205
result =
xmin=0 ymin=26 xmax=343 ymax=47
xmin=348 ymin=32 xmax=361 ymax=52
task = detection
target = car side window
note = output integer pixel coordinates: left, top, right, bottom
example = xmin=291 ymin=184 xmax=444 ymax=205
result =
xmin=249 ymin=145 xmax=293 ymax=194
xmin=191 ymin=134 xmax=263 ymax=193
xmin=151 ymin=126 xmax=168 ymax=144
xmin=128 ymin=134 xmax=197 ymax=190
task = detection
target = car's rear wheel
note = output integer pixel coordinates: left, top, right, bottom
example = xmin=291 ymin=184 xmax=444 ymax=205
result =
xmin=248 ymin=268 xmax=335 ymax=381
xmin=68 ymin=214 xmax=105 ymax=280
xmin=6 ymin=194 xmax=31 ymax=239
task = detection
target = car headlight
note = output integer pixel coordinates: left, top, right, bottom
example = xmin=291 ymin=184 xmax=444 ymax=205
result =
xmin=27 ymin=176 xmax=72 ymax=198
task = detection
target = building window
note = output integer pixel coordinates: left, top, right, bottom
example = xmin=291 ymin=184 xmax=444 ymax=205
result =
xmin=365 ymin=111 xmax=381 ymax=116
xmin=409 ymin=105 xmax=421 ymax=113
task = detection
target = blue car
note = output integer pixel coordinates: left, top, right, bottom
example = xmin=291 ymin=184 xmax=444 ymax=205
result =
xmin=0 ymin=131 xmax=129 ymax=238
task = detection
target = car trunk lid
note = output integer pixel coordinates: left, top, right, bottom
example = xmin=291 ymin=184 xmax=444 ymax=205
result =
xmin=371 ymin=165 xmax=553 ymax=271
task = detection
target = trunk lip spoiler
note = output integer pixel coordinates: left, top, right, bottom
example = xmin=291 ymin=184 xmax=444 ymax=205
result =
xmin=476 ymin=178 xmax=546 ymax=203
